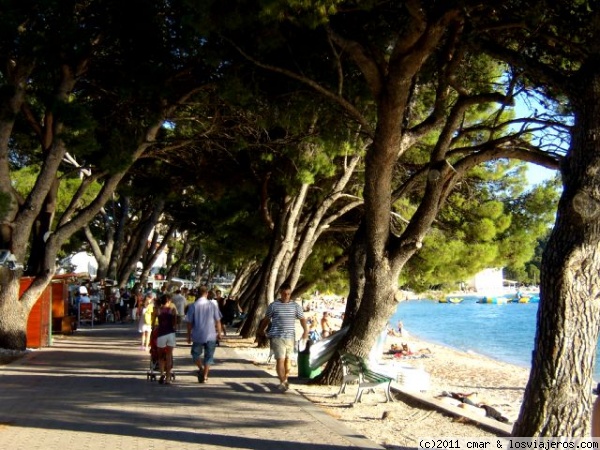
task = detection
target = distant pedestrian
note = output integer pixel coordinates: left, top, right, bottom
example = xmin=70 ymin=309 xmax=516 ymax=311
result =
xmin=320 ymin=311 xmax=332 ymax=337
xmin=186 ymin=285 xmax=223 ymax=383
xmin=77 ymin=286 xmax=90 ymax=303
xmin=258 ymin=282 xmax=309 ymax=392
xmin=215 ymin=290 xmax=227 ymax=335
xmin=131 ymin=292 xmax=143 ymax=322
xmin=172 ymin=289 xmax=186 ymax=331
xmin=223 ymin=296 xmax=242 ymax=327
xmin=139 ymin=295 xmax=154 ymax=351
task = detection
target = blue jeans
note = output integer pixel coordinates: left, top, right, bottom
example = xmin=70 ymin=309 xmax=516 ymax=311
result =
xmin=191 ymin=341 xmax=218 ymax=365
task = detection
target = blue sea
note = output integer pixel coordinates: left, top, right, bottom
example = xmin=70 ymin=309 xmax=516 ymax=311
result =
xmin=388 ymin=295 xmax=600 ymax=381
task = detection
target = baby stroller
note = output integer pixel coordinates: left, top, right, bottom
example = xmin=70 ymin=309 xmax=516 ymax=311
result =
xmin=146 ymin=328 xmax=176 ymax=382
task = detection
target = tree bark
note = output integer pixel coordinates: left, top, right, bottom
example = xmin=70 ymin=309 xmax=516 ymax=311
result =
xmin=239 ymin=191 xmax=303 ymax=339
xmin=165 ymin=237 xmax=193 ymax=281
xmin=109 ymin=196 xmax=130 ymax=281
xmin=0 ymin=63 xmax=30 ymax=248
xmin=117 ymin=199 xmax=166 ymax=286
xmin=0 ymin=271 xmax=29 ymax=349
xmin=84 ymin=221 xmax=112 ymax=281
xmin=317 ymin=224 xmax=366 ymax=385
xmin=238 ymin=233 xmax=280 ymax=341
xmin=513 ymin=61 xmax=600 ymax=437
xmin=229 ymin=260 xmax=259 ymax=299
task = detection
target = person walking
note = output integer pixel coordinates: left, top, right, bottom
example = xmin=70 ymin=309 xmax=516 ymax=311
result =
xmin=186 ymin=285 xmax=223 ymax=383
xmin=171 ymin=289 xmax=187 ymax=332
xmin=258 ymin=282 xmax=309 ymax=392
xmin=152 ymin=293 xmax=178 ymax=384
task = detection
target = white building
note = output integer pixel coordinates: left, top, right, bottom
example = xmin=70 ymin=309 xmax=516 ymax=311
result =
xmin=466 ymin=268 xmax=504 ymax=293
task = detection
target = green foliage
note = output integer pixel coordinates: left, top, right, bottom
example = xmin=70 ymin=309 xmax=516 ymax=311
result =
xmin=401 ymin=164 xmax=559 ymax=293
xmin=299 ymin=238 xmax=348 ymax=293
xmin=501 ymin=176 xmax=559 ymax=284
xmin=11 ymin=166 xmax=102 ymax=215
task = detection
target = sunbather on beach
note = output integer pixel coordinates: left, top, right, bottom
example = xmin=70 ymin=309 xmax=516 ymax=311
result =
xmin=389 ymin=343 xmax=432 ymax=358
xmin=436 ymin=391 xmax=509 ymax=423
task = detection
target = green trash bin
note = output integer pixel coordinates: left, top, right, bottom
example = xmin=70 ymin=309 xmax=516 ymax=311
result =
xmin=297 ymin=342 xmax=322 ymax=379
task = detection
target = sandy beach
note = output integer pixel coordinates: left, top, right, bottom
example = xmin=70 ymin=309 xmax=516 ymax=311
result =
xmin=223 ymin=328 xmax=530 ymax=449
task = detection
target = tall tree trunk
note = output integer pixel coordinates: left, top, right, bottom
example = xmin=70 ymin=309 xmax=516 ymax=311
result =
xmin=239 ymin=193 xmax=304 ymax=339
xmin=194 ymin=248 xmax=205 ymax=285
xmin=286 ymin=155 xmax=362 ymax=288
xmin=84 ymin=221 xmax=112 ymax=280
xmin=165 ymin=238 xmax=193 ymax=281
xmin=109 ymin=195 xmax=130 ymax=280
xmin=238 ymin=241 xmax=279 ymax=341
xmin=117 ymin=199 xmax=166 ymax=285
xmin=25 ymin=177 xmax=59 ymax=276
xmin=0 ymin=61 xmax=30 ymax=248
xmin=0 ymin=271 xmax=29 ymax=349
xmin=141 ymin=223 xmax=176 ymax=273
xmin=0 ymin=232 xmax=59 ymax=349
xmin=237 ymin=264 xmax=262 ymax=313
xmin=271 ymin=186 xmax=309 ymax=293
xmin=229 ymin=260 xmax=259 ymax=299
xmin=514 ymin=62 xmax=600 ymax=437
xmin=317 ymin=224 xmax=366 ymax=385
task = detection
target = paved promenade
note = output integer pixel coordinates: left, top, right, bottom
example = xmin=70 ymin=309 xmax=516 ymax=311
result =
xmin=0 ymin=324 xmax=383 ymax=450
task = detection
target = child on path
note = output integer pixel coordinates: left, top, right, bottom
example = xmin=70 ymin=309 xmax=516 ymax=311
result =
xmin=139 ymin=295 xmax=154 ymax=351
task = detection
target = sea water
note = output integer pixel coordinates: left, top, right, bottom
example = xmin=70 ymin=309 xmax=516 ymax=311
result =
xmin=388 ymin=296 xmax=600 ymax=381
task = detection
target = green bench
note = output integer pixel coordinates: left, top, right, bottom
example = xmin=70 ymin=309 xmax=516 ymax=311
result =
xmin=337 ymin=353 xmax=395 ymax=403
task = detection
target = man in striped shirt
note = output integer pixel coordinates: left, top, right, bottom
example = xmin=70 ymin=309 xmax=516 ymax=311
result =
xmin=258 ymin=282 xmax=309 ymax=391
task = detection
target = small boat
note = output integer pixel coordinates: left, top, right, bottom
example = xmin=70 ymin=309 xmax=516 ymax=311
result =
xmin=477 ymin=296 xmax=509 ymax=304
xmin=508 ymin=296 xmax=530 ymax=304
xmin=439 ymin=297 xmax=464 ymax=304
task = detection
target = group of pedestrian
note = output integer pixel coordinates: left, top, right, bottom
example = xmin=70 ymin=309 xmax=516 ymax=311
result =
xmin=136 ymin=284 xmax=224 ymax=385
xmin=134 ymin=281 xmax=308 ymax=391
xmin=72 ymin=282 xmax=137 ymax=323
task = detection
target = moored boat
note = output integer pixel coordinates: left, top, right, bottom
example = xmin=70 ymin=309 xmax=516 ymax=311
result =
xmin=476 ymin=296 xmax=509 ymax=304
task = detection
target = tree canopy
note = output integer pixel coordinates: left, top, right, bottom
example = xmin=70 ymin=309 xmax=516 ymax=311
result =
xmin=6 ymin=0 xmax=600 ymax=437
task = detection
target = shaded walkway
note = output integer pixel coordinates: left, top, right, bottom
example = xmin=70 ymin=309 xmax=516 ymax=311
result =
xmin=0 ymin=325 xmax=383 ymax=450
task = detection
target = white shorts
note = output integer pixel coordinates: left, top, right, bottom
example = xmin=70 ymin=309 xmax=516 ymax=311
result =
xmin=156 ymin=333 xmax=176 ymax=348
